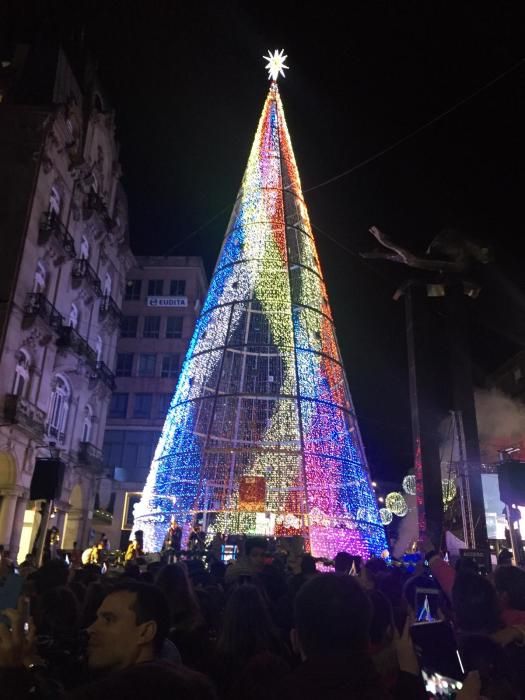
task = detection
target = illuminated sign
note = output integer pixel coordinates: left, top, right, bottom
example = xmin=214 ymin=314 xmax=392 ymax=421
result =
xmin=146 ymin=296 xmax=187 ymax=308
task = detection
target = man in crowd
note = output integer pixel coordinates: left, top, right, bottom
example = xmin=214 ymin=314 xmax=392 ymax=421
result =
xmin=0 ymin=580 xmax=215 ymax=699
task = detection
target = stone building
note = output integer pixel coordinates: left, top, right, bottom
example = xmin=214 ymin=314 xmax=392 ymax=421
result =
xmin=100 ymin=256 xmax=207 ymax=550
xmin=0 ymin=44 xmax=134 ymax=558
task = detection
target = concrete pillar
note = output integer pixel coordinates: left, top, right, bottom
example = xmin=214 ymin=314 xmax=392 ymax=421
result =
xmin=0 ymin=494 xmax=18 ymax=550
xmin=9 ymin=496 xmax=28 ymax=560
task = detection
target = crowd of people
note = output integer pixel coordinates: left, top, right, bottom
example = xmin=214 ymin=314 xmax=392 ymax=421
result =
xmin=1 ymin=533 xmax=525 ymax=699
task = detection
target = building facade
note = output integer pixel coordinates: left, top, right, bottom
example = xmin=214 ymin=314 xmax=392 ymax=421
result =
xmin=101 ymin=256 xmax=207 ymax=549
xmin=0 ymin=45 xmax=134 ymax=558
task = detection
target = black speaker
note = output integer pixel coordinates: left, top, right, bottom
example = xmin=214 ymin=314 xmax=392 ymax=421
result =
xmin=30 ymin=458 xmax=65 ymax=500
xmin=498 ymin=460 xmax=525 ymax=506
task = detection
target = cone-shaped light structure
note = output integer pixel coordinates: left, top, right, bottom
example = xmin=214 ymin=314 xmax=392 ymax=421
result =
xmin=134 ymin=79 xmax=387 ymax=559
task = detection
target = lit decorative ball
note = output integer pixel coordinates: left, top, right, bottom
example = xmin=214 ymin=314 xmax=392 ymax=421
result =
xmin=379 ymin=508 xmax=393 ymax=525
xmin=442 ymin=479 xmax=457 ymax=504
xmin=386 ymin=492 xmax=408 ymax=517
xmin=402 ymin=475 xmax=417 ymax=496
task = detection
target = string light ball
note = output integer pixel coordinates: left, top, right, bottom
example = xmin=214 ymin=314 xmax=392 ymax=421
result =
xmin=385 ymin=492 xmax=408 ymax=517
xmin=442 ymin=478 xmax=457 ymax=504
xmin=379 ymin=508 xmax=393 ymax=525
xmin=402 ymin=474 xmax=416 ymax=496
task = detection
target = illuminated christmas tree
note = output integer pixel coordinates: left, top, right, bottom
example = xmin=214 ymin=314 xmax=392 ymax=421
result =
xmin=134 ymin=52 xmax=387 ymax=558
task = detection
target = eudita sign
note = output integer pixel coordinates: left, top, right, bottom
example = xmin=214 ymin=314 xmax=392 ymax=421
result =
xmin=146 ymin=296 xmax=188 ymax=308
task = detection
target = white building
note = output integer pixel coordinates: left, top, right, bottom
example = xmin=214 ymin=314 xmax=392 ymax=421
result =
xmin=0 ymin=45 xmax=134 ymax=558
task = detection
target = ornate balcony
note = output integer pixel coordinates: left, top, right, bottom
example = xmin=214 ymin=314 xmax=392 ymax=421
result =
xmin=57 ymin=325 xmax=97 ymax=368
xmin=95 ymin=360 xmax=116 ymax=391
xmin=23 ymin=293 xmax=64 ymax=331
xmin=3 ymin=394 xmax=45 ymax=438
xmin=77 ymin=441 xmax=104 ymax=475
xmin=99 ymin=294 xmax=122 ymax=328
xmin=38 ymin=212 xmax=76 ymax=258
xmin=84 ymin=191 xmax=114 ymax=233
xmin=72 ymin=258 xmax=103 ymax=297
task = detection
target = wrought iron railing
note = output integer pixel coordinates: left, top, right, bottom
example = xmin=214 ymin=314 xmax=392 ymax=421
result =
xmin=85 ymin=191 xmax=114 ymax=231
xmin=38 ymin=212 xmax=76 ymax=258
xmin=72 ymin=258 xmax=103 ymax=297
xmin=99 ymin=294 xmax=123 ymax=326
xmin=3 ymin=394 xmax=45 ymax=437
xmin=95 ymin=360 xmax=116 ymax=391
xmin=23 ymin=293 xmax=64 ymax=330
xmin=78 ymin=441 xmax=104 ymax=474
xmin=57 ymin=325 xmax=98 ymax=368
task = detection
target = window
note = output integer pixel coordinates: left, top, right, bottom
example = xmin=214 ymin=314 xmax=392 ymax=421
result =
xmin=47 ymin=376 xmax=70 ymax=443
xmin=133 ymin=393 xmax=153 ymax=418
xmin=125 ymin=280 xmax=142 ymax=301
xmin=103 ymin=272 xmax=112 ymax=297
xmin=109 ymin=393 xmax=128 ymax=418
xmin=169 ymin=279 xmax=186 ymax=296
xmin=121 ymin=316 xmax=138 ymax=338
xmin=116 ymin=353 xmax=133 ymax=377
xmin=33 ymin=261 xmax=46 ymax=294
xmin=69 ymin=303 xmax=79 ymax=329
xmin=49 ymin=185 xmax=61 ymax=216
xmin=102 ymin=430 xmax=161 ymax=481
xmin=148 ymin=279 xmax=163 ymax=296
xmin=13 ymin=349 xmax=30 ymax=398
xmin=143 ymin=316 xmax=160 ymax=338
xmin=82 ymin=405 xmax=93 ymax=443
xmin=80 ymin=236 xmax=89 ymax=260
xmin=138 ymin=354 xmax=156 ymax=377
xmin=166 ymin=316 xmax=183 ymax=339
xmin=157 ymin=393 xmax=172 ymax=418
xmin=161 ymin=353 xmax=179 ymax=378
xmin=95 ymin=336 xmax=103 ymax=362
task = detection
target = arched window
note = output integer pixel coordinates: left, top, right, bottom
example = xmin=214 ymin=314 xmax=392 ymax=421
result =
xmin=103 ymin=273 xmax=112 ymax=298
xmin=47 ymin=376 xmax=70 ymax=443
xmin=13 ymin=349 xmax=30 ymax=398
xmin=82 ymin=405 xmax=93 ymax=443
xmin=80 ymin=236 xmax=90 ymax=260
xmin=49 ymin=185 xmax=61 ymax=216
xmin=33 ymin=261 xmax=47 ymax=294
xmin=95 ymin=335 xmax=102 ymax=363
xmin=69 ymin=303 xmax=79 ymax=329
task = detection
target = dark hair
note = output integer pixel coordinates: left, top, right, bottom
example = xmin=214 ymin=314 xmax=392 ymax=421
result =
xmin=334 ymin=551 xmax=353 ymax=574
xmin=36 ymin=586 xmax=79 ymax=638
xmin=368 ymin=589 xmax=394 ymax=645
xmin=245 ymin=537 xmax=266 ymax=556
xmin=295 ymin=574 xmax=372 ymax=657
xmin=495 ymin=566 xmax=525 ymax=610
xmin=452 ymin=573 xmax=500 ymax=634
xmin=110 ymin=580 xmax=170 ymax=653
xmin=497 ymin=549 xmax=513 ymax=565
xmin=217 ymin=583 xmax=281 ymax=664
xmin=156 ymin=563 xmax=202 ymax=630
xmin=300 ymin=554 xmax=317 ymax=575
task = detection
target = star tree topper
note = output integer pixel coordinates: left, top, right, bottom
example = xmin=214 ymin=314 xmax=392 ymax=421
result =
xmin=263 ymin=49 xmax=289 ymax=81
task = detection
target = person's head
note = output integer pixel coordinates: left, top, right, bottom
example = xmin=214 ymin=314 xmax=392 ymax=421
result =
xmin=87 ymin=580 xmax=169 ymax=672
xmin=334 ymin=551 xmax=353 ymax=575
xmin=35 ymin=586 xmax=80 ymax=638
xmin=245 ymin=537 xmax=266 ymax=573
xmin=497 ymin=549 xmax=513 ymax=567
xmin=368 ymin=589 xmax=395 ymax=647
xmin=300 ymin=554 xmax=317 ymax=576
xmin=293 ymin=573 xmax=372 ymax=660
xmin=156 ymin=563 xmax=201 ymax=626
xmin=193 ymin=523 xmax=201 ymax=532
xmin=494 ymin=565 xmax=525 ymax=611
xmin=217 ymin=583 xmax=279 ymax=663
xmin=452 ymin=573 xmax=500 ymax=634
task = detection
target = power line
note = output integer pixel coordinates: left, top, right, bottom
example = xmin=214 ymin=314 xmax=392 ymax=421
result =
xmin=303 ymin=57 xmax=524 ymax=195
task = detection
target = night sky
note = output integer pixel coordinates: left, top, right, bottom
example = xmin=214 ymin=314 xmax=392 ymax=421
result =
xmin=4 ymin=2 xmax=525 ymax=483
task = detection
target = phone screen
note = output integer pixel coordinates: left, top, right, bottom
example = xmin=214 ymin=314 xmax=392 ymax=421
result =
xmin=410 ymin=620 xmax=465 ymax=686
xmin=422 ymin=669 xmax=464 ymax=698
xmin=415 ymin=587 xmax=440 ymax=622
xmin=0 ymin=573 xmax=25 ymax=626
